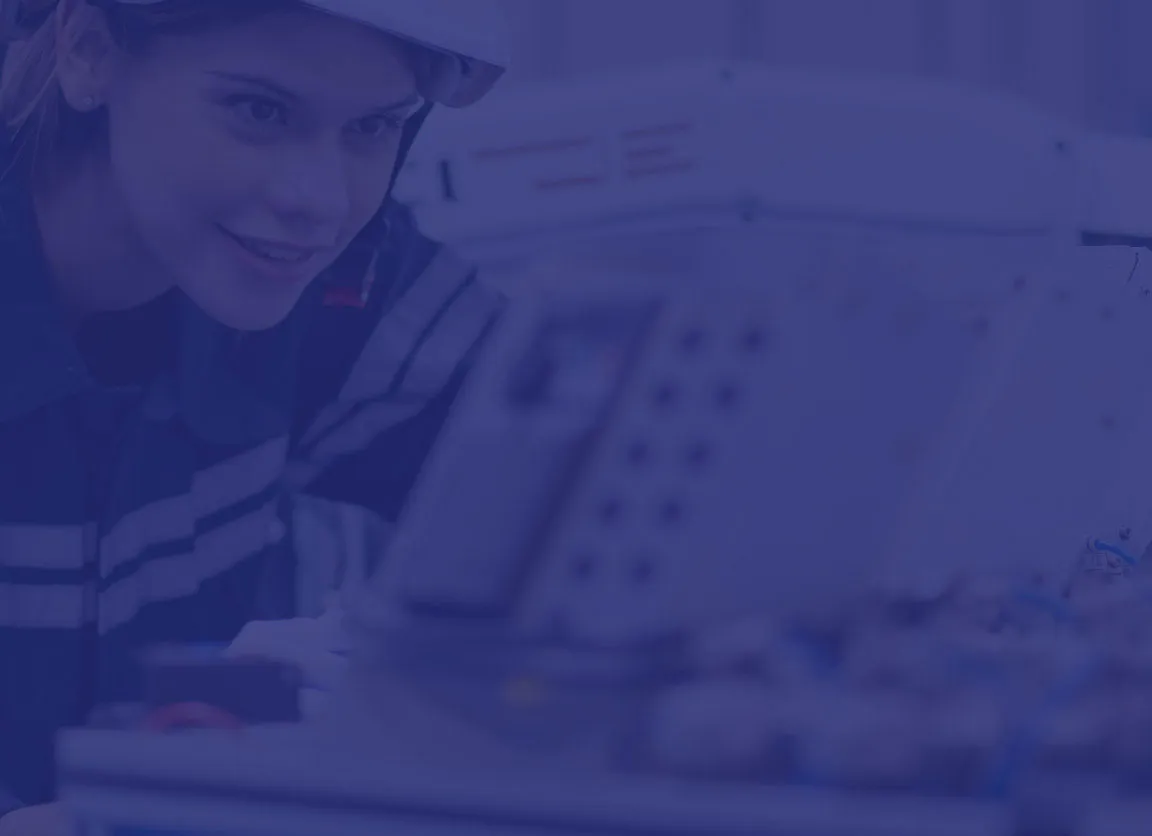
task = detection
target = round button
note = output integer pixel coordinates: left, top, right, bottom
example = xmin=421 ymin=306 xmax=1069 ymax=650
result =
xmin=652 ymin=383 xmax=678 ymax=409
xmin=599 ymin=498 xmax=624 ymax=525
xmin=572 ymin=552 xmax=597 ymax=579
xmin=631 ymin=556 xmax=656 ymax=583
xmin=686 ymin=441 xmax=712 ymax=469
xmin=679 ymin=328 xmax=705 ymax=353
xmin=625 ymin=441 xmax=651 ymax=466
xmin=658 ymin=500 xmax=684 ymax=525
xmin=740 ymin=328 xmax=766 ymax=352
xmin=715 ymin=383 xmax=741 ymax=410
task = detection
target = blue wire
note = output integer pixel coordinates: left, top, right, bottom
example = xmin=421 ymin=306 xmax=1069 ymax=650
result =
xmin=979 ymin=655 xmax=1100 ymax=798
xmin=784 ymin=630 xmax=837 ymax=679
xmin=978 ymin=534 xmax=1152 ymax=796
xmin=1090 ymin=539 xmax=1139 ymax=567
xmin=1014 ymin=588 xmax=1077 ymax=626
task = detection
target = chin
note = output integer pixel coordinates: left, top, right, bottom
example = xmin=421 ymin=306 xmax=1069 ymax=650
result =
xmin=183 ymin=280 xmax=310 ymax=332
xmin=210 ymin=303 xmax=300 ymax=332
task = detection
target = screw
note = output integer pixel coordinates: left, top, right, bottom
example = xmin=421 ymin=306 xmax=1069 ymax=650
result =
xmin=625 ymin=441 xmax=650 ymax=466
xmin=653 ymin=383 xmax=677 ymax=408
xmin=680 ymin=329 xmax=704 ymax=352
xmin=741 ymin=328 xmax=766 ymax=351
xmin=686 ymin=442 xmax=711 ymax=468
xmin=631 ymin=557 xmax=655 ymax=583
xmin=716 ymin=383 xmax=741 ymax=409
xmin=572 ymin=555 xmax=595 ymax=579
xmin=659 ymin=501 xmax=684 ymax=525
xmin=599 ymin=499 xmax=623 ymax=525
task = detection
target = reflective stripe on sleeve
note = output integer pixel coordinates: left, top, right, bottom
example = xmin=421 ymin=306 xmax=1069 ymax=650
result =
xmin=286 ymin=401 xmax=428 ymax=490
xmin=298 ymin=248 xmax=477 ymax=454
xmin=392 ymin=276 xmax=500 ymax=398
xmin=98 ymin=499 xmax=282 ymax=634
xmin=295 ymin=254 xmax=501 ymax=484
xmin=100 ymin=436 xmax=287 ymax=576
xmin=0 ymin=582 xmax=89 ymax=629
xmin=0 ymin=523 xmax=92 ymax=570
xmin=339 ymin=248 xmax=478 ymax=404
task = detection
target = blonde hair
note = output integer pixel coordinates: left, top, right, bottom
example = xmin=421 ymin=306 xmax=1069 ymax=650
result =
xmin=0 ymin=0 xmax=296 ymax=177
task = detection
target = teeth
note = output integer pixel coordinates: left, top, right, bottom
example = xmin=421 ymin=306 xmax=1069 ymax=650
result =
xmin=240 ymin=238 xmax=310 ymax=263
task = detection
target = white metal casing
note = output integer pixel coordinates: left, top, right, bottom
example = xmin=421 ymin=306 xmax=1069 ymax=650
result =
xmin=395 ymin=63 xmax=1087 ymax=269
xmin=371 ymin=240 xmax=1152 ymax=645
xmin=371 ymin=66 xmax=1152 ymax=641
xmin=56 ymin=725 xmax=1013 ymax=836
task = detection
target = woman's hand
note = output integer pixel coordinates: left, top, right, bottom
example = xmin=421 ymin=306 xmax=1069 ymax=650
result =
xmin=225 ymin=597 xmax=350 ymax=693
xmin=0 ymin=803 xmax=71 ymax=836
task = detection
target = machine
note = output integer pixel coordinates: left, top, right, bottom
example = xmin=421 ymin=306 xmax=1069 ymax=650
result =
xmin=56 ymin=64 xmax=1152 ymax=836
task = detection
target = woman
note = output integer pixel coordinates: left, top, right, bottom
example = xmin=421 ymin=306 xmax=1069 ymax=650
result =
xmin=0 ymin=0 xmax=508 ymax=829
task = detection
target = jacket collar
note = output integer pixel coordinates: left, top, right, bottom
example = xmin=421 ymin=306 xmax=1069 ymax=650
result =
xmin=176 ymin=294 xmax=303 ymax=445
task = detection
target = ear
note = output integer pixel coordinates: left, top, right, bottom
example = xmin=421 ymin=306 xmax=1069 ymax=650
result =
xmin=53 ymin=0 xmax=119 ymax=112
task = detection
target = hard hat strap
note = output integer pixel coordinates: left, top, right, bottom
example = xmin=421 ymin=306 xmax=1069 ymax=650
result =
xmin=320 ymin=97 xmax=436 ymax=302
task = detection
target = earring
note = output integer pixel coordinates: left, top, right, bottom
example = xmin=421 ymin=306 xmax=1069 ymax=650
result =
xmin=80 ymin=95 xmax=97 ymax=111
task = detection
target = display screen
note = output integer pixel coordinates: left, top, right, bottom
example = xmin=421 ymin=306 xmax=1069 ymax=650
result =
xmin=506 ymin=304 xmax=656 ymax=410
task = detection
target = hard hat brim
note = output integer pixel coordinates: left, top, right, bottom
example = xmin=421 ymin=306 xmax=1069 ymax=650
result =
xmin=298 ymin=0 xmax=509 ymax=107
xmin=5 ymin=0 xmax=511 ymax=107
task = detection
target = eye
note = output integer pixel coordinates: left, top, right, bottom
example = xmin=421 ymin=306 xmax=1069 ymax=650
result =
xmin=350 ymin=113 xmax=405 ymax=140
xmin=225 ymin=94 xmax=288 ymax=126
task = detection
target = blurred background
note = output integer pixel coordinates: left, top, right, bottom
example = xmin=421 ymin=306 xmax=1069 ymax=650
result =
xmin=497 ymin=0 xmax=1152 ymax=135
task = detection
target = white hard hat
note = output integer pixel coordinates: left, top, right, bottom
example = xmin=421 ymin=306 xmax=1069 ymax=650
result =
xmin=2 ymin=0 xmax=511 ymax=107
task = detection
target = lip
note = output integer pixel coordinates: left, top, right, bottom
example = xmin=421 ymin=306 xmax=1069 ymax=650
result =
xmin=218 ymin=225 xmax=326 ymax=282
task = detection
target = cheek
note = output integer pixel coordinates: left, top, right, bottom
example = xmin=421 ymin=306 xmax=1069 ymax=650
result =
xmin=344 ymin=147 xmax=404 ymax=228
xmin=109 ymin=121 xmax=252 ymax=237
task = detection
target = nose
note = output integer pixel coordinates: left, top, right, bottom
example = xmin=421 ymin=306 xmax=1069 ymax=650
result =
xmin=263 ymin=142 xmax=351 ymax=237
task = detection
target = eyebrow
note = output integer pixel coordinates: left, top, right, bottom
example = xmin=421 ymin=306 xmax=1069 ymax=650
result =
xmin=207 ymin=71 xmax=423 ymax=113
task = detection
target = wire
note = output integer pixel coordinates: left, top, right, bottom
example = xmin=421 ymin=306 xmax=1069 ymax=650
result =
xmin=1013 ymin=587 xmax=1077 ymax=626
xmin=980 ymin=653 xmax=1100 ymax=798
xmin=1089 ymin=539 xmax=1139 ymax=567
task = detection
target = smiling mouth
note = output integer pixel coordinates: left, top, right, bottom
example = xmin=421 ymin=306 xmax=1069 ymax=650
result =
xmin=219 ymin=226 xmax=323 ymax=265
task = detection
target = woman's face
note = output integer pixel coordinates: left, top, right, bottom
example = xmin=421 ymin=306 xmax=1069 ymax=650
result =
xmin=90 ymin=6 xmax=421 ymax=330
